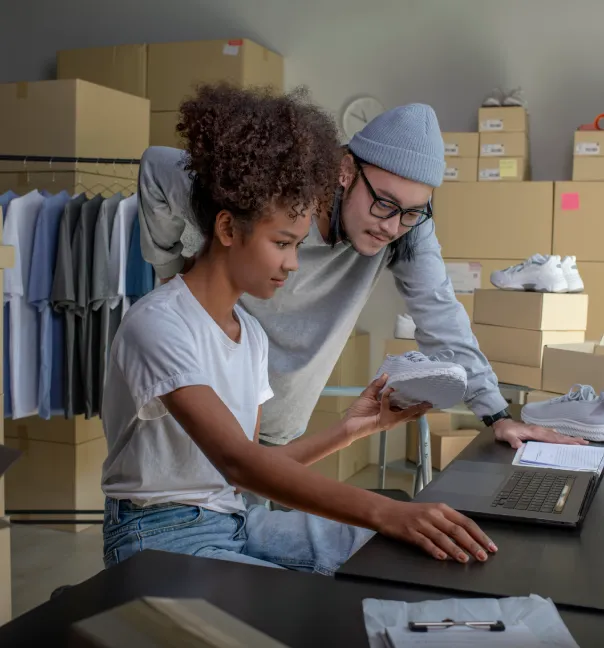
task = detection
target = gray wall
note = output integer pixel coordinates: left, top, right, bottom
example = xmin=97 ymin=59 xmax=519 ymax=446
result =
xmin=2 ymin=0 xmax=603 ymax=181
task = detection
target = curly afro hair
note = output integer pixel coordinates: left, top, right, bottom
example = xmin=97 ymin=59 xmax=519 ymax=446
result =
xmin=177 ymin=83 xmax=341 ymax=245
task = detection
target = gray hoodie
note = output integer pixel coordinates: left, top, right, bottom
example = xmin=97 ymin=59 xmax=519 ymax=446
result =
xmin=137 ymin=146 xmax=507 ymax=444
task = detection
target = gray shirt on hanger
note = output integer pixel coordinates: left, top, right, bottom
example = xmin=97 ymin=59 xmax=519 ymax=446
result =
xmin=137 ymin=146 xmax=508 ymax=445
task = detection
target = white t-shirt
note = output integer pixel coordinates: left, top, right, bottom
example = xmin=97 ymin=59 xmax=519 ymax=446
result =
xmin=101 ymin=275 xmax=274 ymax=512
xmin=3 ymin=190 xmax=45 ymax=418
xmin=108 ymin=194 xmax=137 ymax=317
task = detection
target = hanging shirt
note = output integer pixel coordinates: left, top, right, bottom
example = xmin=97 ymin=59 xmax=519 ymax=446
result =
xmin=51 ymin=194 xmax=87 ymax=418
xmin=28 ymin=191 xmax=71 ymax=419
xmin=73 ymin=194 xmax=104 ymax=418
xmin=126 ymin=216 xmax=155 ymax=304
xmin=108 ymin=194 xmax=137 ymax=320
xmin=0 ymin=191 xmax=17 ymax=419
xmin=91 ymin=193 xmax=122 ymax=412
xmin=3 ymin=191 xmax=45 ymax=418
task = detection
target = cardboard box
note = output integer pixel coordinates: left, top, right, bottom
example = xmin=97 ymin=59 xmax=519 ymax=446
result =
xmin=473 ymin=290 xmax=588 ymax=331
xmin=316 ymin=333 xmax=369 ymax=412
xmin=574 ymin=131 xmax=604 ymax=157
xmin=577 ymin=262 xmax=604 ymax=339
xmin=478 ymin=106 xmax=528 ymax=132
xmin=150 ymin=112 xmax=183 ymax=148
xmin=596 ymin=344 xmax=604 ymax=357
xmin=5 ymin=436 xmax=107 ymax=532
xmin=473 ymin=324 xmax=585 ymax=367
xmin=433 ymin=183 xmax=554 ymax=260
xmin=147 ymin=39 xmax=284 ymax=112
xmin=526 ymin=390 xmax=562 ymax=404
xmin=57 ymin=44 xmax=148 ymax=98
xmin=407 ymin=426 xmax=480 ymax=470
xmin=553 ymin=182 xmax=604 ymax=262
xmin=490 ymin=361 xmax=542 ymax=389
xmin=442 ymin=132 xmax=479 ymax=157
xmin=478 ymin=157 xmax=529 ymax=181
xmin=384 ymin=339 xmax=419 ymax=355
xmin=572 ymin=157 xmax=604 ymax=181
xmin=479 ymin=132 xmax=528 ymax=158
xmin=0 ymin=521 xmax=11 ymax=625
xmin=444 ymin=157 xmax=477 ymax=182
xmin=0 ymin=80 xmax=150 ymax=159
xmin=542 ymin=343 xmax=604 ymax=394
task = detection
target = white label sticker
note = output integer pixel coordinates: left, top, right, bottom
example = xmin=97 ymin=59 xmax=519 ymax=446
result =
xmin=479 ymin=168 xmax=501 ymax=181
xmin=445 ymin=262 xmax=482 ymax=294
xmin=575 ymin=142 xmax=600 ymax=156
xmin=222 ymin=44 xmax=240 ymax=56
xmin=480 ymin=119 xmax=504 ymax=131
xmin=444 ymin=143 xmax=459 ymax=156
xmin=444 ymin=166 xmax=458 ymax=180
xmin=481 ymin=143 xmax=505 ymax=156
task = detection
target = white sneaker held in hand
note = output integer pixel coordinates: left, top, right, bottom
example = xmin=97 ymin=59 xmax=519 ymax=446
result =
xmin=521 ymin=385 xmax=604 ymax=441
xmin=374 ymin=351 xmax=467 ymax=411
xmin=560 ymin=256 xmax=584 ymax=293
xmin=490 ymin=254 xmax=568 ymax=293
xmin=394 ymin=313 xmax=416 ymax=339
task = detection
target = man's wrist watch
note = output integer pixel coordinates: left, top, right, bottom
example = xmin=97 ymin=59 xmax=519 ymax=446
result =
xmin=481 ymin=409 xmax=512 ymax=428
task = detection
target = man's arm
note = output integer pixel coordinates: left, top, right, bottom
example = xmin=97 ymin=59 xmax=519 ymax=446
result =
xmin=389 ymin=220 xmax=508 ymax=418
xmin=137 ymin=146 xmax=196 ymax=280
xmin=161 ymin=385 xmax=495 ymax=563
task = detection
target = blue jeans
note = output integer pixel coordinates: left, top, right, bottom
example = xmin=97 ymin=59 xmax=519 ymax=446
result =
xmin=103 ymin=498 xmax=375 ymax=575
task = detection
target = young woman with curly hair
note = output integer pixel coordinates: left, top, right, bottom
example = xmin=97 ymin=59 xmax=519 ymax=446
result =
xmin=101 ymin=85 xmax=494 ymax=571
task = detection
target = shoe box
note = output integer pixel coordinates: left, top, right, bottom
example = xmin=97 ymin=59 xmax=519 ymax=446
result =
xmin=478 ymin=157 xmax=530 ymax=182
xmin=433 ymin=182 xmax=553 ymax=260
xmin=442 ymin=132 xmax=478 ymax=182
xmin=57 ymin=39 xmax=284 ymax=148
xmin=478 ymin=106 xmax=528 ymax=133
xmin=572 ymin=132 xmax=604 ymax=181
xmin=473 ymin=291 xmax=588 ymax=390
xmin=542 ymin=342 xmax=604 ymax=394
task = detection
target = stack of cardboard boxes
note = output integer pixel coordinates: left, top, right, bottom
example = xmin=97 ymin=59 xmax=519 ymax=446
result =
xmin=573 ymin=130 xmax=604 ymax=181
xmin=57 ymin=39 xmax=284 ymax=149
xmin=542 ymin=342 xmax=604 ymax=395
xmin=306 ymin=331 xmax=371 ymax=482
xmin=0 ymin=79 xmax=149 ymax=196
xmin=477 ymin=106 xmax=530 ymax=181
xmin=441 ymin=133 xmax=479 ymax=182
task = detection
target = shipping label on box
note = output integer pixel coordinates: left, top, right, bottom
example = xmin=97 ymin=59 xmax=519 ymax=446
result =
xmin=574 ymin=131 xmax=604 ymax=156
xmin=442 ymin=132 xmax=479 ymax=157
xmin=445 ymin=262 xmax=482 ymax=294
xmin=480 ymin=132 xmax=528 ymax=157
xmin=444 ymin=157 xmax=478 ymax=182
xmin=478 ymin=157 xmax=528 ymax=182
xmin=478 ymin=107 xmax=528 ymax=132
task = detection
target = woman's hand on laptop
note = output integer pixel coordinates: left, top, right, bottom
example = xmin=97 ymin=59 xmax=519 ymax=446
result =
xmin=379 ymin=500 xmax=498 ymax=563
xmin=492 ymin=419 xmax=588 ymax=449
xmin=343 ymin=374 xmax=431 ymax=441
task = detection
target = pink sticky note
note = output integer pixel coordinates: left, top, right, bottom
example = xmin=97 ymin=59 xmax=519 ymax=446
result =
xmin=561 ymin=192 xmax=580 ymax=210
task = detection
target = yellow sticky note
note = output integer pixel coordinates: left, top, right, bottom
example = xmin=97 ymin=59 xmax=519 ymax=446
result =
xmin=499 ymin=158 xmax=518 ymax=178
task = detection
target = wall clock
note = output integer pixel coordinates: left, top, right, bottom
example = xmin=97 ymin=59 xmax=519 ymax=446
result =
xmin=342 ymin=96 xmax=385 ymax=140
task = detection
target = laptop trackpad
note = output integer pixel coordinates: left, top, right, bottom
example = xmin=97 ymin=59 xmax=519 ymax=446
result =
xmin=431 ymin=470 xmax=506 ymax=497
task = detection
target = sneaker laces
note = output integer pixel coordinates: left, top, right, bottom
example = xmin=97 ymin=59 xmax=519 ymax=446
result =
xmin=550 ymin=384 xmax=597 ymax=404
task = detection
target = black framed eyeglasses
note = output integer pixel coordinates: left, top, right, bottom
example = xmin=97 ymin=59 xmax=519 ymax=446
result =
xmin=355 ymin=158 xmax=433 ymax=229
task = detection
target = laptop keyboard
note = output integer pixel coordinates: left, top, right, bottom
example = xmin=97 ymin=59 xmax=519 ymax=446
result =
xmin=491 ymin=471 xmax=575 ymax=514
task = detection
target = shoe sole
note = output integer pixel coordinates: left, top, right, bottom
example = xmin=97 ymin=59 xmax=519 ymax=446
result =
xmin=490 ymin=277 xmax=569 ymax=293
xmin=521 ymin=411 xmax=604 ymax=441
xmin=386 ymin=368 xmax=467 ymax=410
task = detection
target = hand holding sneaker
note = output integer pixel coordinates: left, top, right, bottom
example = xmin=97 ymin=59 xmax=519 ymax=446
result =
xmin=344 ymin=374 xmax=431 ymax=440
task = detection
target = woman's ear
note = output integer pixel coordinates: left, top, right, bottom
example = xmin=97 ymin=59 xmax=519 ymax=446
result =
xmin=339 ymin=153 xmax=356 ymax=191
xmin=214 ymin=210 xmax=236 ymax=247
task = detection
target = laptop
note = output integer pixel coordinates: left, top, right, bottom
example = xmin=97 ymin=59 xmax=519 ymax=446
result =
xmin=414 ymin=459 xmax=601 ymax=528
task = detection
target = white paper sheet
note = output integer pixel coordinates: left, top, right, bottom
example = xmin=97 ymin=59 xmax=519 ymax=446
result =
xmin=513 ymin=441 xmax=604 ymax=474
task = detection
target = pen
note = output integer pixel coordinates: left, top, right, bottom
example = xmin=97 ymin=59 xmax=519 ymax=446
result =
xmin=409 ymin=619 xmax=506 ymax=632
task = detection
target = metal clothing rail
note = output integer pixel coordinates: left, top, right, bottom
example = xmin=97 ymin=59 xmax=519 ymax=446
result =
xmin=0 ymin=155 xmax=141 ymax=164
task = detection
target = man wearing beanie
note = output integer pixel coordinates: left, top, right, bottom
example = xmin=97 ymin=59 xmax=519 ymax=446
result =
xmin=139 ymin=102 xmax=576 ymax=454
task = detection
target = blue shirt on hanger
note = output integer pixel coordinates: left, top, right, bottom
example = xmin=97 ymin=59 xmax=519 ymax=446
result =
xmin=126 ymin=215 xmax=155 ymax=304
xmin=0 ymin=191 xmax=18 ymax=419
xmin=28 ymin=191 xmax=71 ymax=418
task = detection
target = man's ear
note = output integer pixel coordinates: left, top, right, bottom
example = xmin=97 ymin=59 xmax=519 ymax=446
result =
xmin=339 ymin=153 xmax=356 ymax=191
xmin=214 ymin=210 xmax=236 ymax=247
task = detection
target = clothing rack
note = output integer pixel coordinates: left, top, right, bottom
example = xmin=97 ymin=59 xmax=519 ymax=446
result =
xmin=0 ymin=155 xmax=141 ymax=164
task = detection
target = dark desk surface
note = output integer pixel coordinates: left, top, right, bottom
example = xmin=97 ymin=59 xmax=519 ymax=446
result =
xmin=339 ymin=432 xmax=604 ymax=612
xmin=0 ymin=549 xmax=602 ymax=648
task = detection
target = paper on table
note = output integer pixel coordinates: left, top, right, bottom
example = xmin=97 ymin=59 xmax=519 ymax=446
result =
xmin=513 ymin=441 xmax=604 ymax=474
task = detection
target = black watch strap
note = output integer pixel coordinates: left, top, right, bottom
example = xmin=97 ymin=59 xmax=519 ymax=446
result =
xmin=481 ymin=408 xmax=512 ymax=428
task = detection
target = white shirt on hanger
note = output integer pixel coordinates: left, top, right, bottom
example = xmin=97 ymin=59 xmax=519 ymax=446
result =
xmin=3 ymin=190 xmax=45 ymax=418
xmin=108 ymin=194 xmax=137 ymax=317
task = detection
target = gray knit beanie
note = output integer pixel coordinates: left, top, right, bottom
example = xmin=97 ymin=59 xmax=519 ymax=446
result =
xmin=349 ymin=103 xmax=445 ymax=188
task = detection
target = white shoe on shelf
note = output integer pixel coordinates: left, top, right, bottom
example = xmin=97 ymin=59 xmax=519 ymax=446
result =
xmin=521 ymin=385 xmax=604 ymax=441
xmin=374 ymin=350 xmax=467 ymax=410
xmin=503 ymin=87 xmax=526 ymax=107
xmin=490 ymin=254 xmax=569 ymax=293
xmin=560 ymin=256 xmax=584 ymax=293
xmin=394 ymin=313 xmax=416 ymax=339
xmin=482 ymin=88 xmax=504 ymax=107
